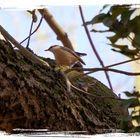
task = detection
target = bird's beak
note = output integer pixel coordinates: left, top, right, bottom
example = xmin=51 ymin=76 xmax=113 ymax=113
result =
xmin=44 ymin=49 xmax=49 ymax=51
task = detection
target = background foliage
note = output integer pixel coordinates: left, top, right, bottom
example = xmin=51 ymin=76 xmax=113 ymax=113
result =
xmin=85 ymin=4 xmax=140 ymax=132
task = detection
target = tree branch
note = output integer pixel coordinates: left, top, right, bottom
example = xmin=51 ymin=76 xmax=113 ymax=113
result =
xmin=0 ymin=25 xmax=50 ymax=68
xmin=25 ymin=10 xmax=37 ymax=48
xmin=79 ymin=6 xmax=113 ymax=90
xmin=26 ymin=19 xmax=34 ymax=48
xmin=106 ymin=57 xmax=140 ymax=68
xmin=20 ymin=15 xmax=44 ymax=44
xmin=66 ymin=67 xmax=140 ymax=77
xmin=38 ymin=8 xmax=74 ymax=50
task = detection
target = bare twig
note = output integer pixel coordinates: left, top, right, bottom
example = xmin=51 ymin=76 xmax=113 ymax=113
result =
xmin=20 ymin=15 xmax=44 ymax=44
xmin=66 ymin=56 xmax=140 ymax=80
xmin=26 ymin=10 xmax=37 ymax=48
xmin=79 ymin=6 xmax=113 ymax=90
xmin=26 ymin=19 xmax=34 ymax=48
xmin=66 ymin=67 xmax=140 ymax=77
xmin=83 ymin=68 xmax=140 ymax=76
xmin=106 ymin=57 xmax=140 ymax=68
xmin=38 ymin=8 xmax=74 ymax=50
xmin=0 ymin=25 xmax=50 ymax=67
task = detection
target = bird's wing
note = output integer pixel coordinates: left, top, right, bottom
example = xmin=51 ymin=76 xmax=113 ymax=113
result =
xmin=62 ymin=47 xmax=86 ymax=65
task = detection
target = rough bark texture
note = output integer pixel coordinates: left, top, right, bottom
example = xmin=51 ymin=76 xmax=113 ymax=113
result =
xmin=0 ymin=39 xmax=127 ymax=134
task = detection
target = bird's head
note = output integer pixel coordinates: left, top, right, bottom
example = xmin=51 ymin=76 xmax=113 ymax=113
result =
xmin=45 ymin=45 xmax=60 ymax=52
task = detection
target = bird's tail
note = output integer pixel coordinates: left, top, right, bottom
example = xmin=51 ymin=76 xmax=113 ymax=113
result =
xmin=75 ymin=52 xmax=87 ymax=57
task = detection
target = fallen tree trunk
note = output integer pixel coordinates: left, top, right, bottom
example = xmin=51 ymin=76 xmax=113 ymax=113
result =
xmin=0 ymin=39 xmax=128 ymax=134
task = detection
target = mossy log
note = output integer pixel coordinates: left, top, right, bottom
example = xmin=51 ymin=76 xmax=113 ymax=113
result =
xmin=0 ymin=39 xmax=127 ymax=134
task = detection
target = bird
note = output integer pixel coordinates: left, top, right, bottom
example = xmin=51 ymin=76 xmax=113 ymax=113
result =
xmin=45 ymin=45 xmax=86 ymax=67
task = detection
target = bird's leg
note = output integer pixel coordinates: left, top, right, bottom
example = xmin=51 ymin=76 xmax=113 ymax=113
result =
xmin=53 ymin=65 xmax=72 ymax=92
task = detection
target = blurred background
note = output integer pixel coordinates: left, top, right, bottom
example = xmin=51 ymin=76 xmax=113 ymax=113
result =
xmin=0 ymin=6 xmax=137 ymax=97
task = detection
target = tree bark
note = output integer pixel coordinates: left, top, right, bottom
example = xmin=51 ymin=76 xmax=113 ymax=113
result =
xmin=0 ymin=39 xmax=128 ymax=134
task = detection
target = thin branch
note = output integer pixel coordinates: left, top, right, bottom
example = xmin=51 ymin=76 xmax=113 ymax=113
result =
xmin=20 ymin=15 xmax=44 ymax=44
xmin=65 ymin=67 xmax=140 ymax=79
xmin=79 ymin=5 xmax=113 ymax=90
xmin=82 ymin=67 xmax=140 ymax=76
xmin=38 ymin=8 xmax=74 ymax=50
xmin=26 ymin=19 xmax=34 ymax=48
xmin=106 ymin=57 xmax=140 ymax=68
xmin=0 ymin=25 xmax=50 ymax=68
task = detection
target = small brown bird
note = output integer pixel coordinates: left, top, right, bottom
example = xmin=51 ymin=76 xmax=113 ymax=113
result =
xmin=45 ymin=45 xmax=86 ymax=67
